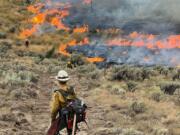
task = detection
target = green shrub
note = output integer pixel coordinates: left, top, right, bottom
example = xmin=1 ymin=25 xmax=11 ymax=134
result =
xmin=172 ymin=69 xmax=180 ymax=80
xmin=127 ymin=81 xmax=138 ymax=92
xmin=0 ymin=70 xmax=39 ymax=89
xmin=70 ymin=53 xmax=87 ymax=66
xmin=111 ymin=66 xmax=154 ymax=81
xmin=160 ymin=82 xmax=180 ymax=95
xmin=151 ymin=92 xmax=162 ymax=102
xmin=111 ymin=87 xmax=126 ymax=95
xmin=45 ymin=47 xmax=55 ymax=58
xmin=18 ymin=71 xmax=39 ymax=83
xmin=88 ymin=70 xmax=101 ymax=80
xmin=0 ymin=42 xmax=12 ymax=54
xmin=130 ymin=101 xmax=146 ymax=114
xmin=124 ymin=128 xmax=143 ymax=135
xmin=0 ymin=32 xmax=7 ymax=39
xmin=77 ymin=64 xmax=96 ymax=74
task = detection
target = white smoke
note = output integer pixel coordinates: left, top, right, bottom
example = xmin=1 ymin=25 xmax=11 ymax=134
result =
xmin=39 ymin=0 xmax=180 ymax=66
xmin=65 ymin=0 xmax=180 ymax=34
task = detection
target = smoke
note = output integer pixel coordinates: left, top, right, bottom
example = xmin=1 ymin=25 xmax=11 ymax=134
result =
xmin=68 ymin=45 xmax=180 ymax=66
xmin=39 ymin=0 xmax=180 ymax=34
xmin=36 ymin=0 xmax=180 ymax=66
xmin=66 ymin=0 xmax=180 ymax=34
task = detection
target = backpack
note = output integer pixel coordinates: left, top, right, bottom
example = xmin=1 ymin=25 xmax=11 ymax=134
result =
xmin=54 ymin=87 xmax=87 ymax=130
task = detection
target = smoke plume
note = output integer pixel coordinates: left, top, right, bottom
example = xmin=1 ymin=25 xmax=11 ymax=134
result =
xmin=65 ymin=0 xmax=180 ymax=34
xmin=28 ymin=0 xmax=180 ymax=66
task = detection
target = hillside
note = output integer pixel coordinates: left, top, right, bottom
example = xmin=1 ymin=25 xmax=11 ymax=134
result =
xmin=0 ymin=1 xmax=180 ymax=135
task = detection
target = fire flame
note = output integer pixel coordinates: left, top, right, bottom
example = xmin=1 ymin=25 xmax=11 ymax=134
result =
xmin=51 ymin=17 xmax=69 ymax=30
xmin=86 ymin=57 xmax=104 ymax=63
xmin=27 ymin=4 xmax=44 ymax=14
xmin=20 ymin=2 xmax=70 ymax=39
xmin=59 ymin=37 xmax=104 ymax=63
xmin=20 ymin=0 xmax=104 ymax=63
xmin=107 ymin=32 xmax=180 ymax=49
xmin=31 ymin=13 xmax=46 ymax=24
xmin=19 ymin=25 xmax=38 ymax=39
xmin=73 ymin=25 xmax=88 ymax=33
xmin=22 ymin=0 xmax=180 ymax=66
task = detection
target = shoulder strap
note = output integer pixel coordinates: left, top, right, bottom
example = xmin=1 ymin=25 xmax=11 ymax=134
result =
xmin=54 ymin=87 xmax=76 ymax=101
xmin=54 ymin=89 xmax=68 ymax=101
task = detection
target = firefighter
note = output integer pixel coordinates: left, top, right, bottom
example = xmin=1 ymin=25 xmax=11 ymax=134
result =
xmin=67 ymin=61 xmax=73 ymax=69
xmin=25 ymin=39 xmax=30 ymax=48
xmin=49 ymin=70 xmax=77 ymax=135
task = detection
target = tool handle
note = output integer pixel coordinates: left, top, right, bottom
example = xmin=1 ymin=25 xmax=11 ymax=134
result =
xmin=72 ymin=114 xmax=77 ymax=135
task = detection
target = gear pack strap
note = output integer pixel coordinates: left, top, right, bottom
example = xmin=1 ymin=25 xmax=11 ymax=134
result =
xmin=54 ymin=87 xmax=76 ymax=102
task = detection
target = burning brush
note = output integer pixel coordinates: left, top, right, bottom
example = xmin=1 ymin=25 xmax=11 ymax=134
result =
xmin=19 ymin=0 xmax=180 ymax=67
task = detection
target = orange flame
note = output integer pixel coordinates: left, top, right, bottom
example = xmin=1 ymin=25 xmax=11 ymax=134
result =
xmin=58 ymin=37 xmax=104 ymax=63
xmin=86 ymin=57 xmax=104 ymax=63
xmin=20 ymin=1 xmax=70 ymax=39
xmin=21 ymin=0 xmax=104 ymax=63
xmin=51 ymin=17 xmax=69 ymax=30
xmin=19 ymin=25 xmax=38 ymax=39
xmin=107 ymin=32 xmax=180 ymax=49
xmin=31 ymin=13 xmax=46 ymax=24
xmin=73 ymin=25 xmax=88 ymax=33
xmin=27 ymin=4 xmax=44 ymax=14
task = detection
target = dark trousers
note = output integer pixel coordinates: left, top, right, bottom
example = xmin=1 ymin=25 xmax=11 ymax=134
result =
xmin=56 ymin=116 xmax=74 ymax=135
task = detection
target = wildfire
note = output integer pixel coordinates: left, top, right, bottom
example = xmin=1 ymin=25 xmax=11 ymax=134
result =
xmin=51 ymin=17 xmax=69 ymax=30
xmin=20 ymin=0 xmax=180 ymax=66
xmin=20 ymin=1 xmax=70 ymax=39
xmin=107 ymin=32 xmax=180 ymax=49
xmin=58 ymin=37 xmax=104 ymax=63
xmin=19 ymin=25 xmax=38 ymax=39
xmin=31 ymin=13 xmax=46 ymax=24
xmin=27 ymin=4 xmax=44 ymax=14
xmin=20 ymin=0 xmax=104 ymax=63
xmin=86 ymin=57 xmax=104 ymax=63
xmin=73 ymin=25 xmax=88 ymax=33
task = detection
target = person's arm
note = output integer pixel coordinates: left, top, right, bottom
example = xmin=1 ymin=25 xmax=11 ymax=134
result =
xmin=50 ymin=92 xmax=60 ymax=122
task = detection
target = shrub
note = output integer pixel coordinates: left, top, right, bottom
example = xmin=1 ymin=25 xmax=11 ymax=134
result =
xmin=0 ymin=42 xmax=12 ymax=54
xmin=154 ymin=66 xmax=169 ymax=75
xmin=45 ymin=47 xmax=55 ymax=58
xmin=152 ymin=128 xmax=170 ymax=135
xmin=0 ymin=70 xmax=39 ymax=89
xmin=130 ymin=101 xmax=146 ymax=114
xmin=77 ymin=64 xmax=96 ymax=74
xmin=151 ymin=92 xmax=162 ymax=102
xmin=19 ymin=71 xmax=39 ymax=83
xmin=160 ymin=82 xmax=180 ymax=95
xmin=172 ymin=69 xmax=180 ymax=80
xmin=127 ymin=81 xmax=138 ymax=92
xmin=173 ymin=89 xmax=180 ymax=106
xmin=124 ymin=128 xmax=144 ymax=135
xmin=111 ymin=87 xmax=126 ymax=95
xmin=70 ymin=53 xmax=87 ymax=66
xmin=0 ymin=32 xmax=7 ymax=39
xmin=111 ymin=66 xmax=153 ymax=81
xmin=88 ymin=69 xmax=101 ymax=80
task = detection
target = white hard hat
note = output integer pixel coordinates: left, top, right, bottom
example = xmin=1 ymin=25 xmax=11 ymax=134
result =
xmin=55 ymin=70 xmax=70 ymax=82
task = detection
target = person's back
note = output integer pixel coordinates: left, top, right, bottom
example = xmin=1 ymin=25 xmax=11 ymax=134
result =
xmin=48 ymin=70 xmax=77 ymax=135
